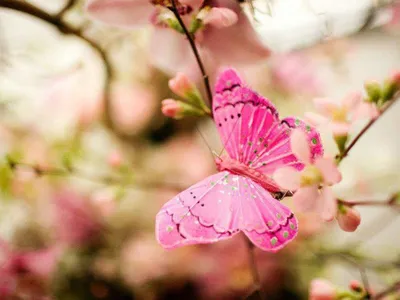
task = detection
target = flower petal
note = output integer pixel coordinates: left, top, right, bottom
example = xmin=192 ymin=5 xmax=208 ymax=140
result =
xmin=314 ymin=157 xmax=342 ymax=185
xmin=149 ymin=28 xmax=199 ymax=78
xmin=201 ymin=0 xmax=270 ymax=65
xmin=342 ymin=91 xmax=362 ymax=111
xmin=290 ymin=128 xmax=311 ymax=164
xmin=304 ymin=112 xmax=328 ymax=127
xmin=86 ymin=0 xmax=153 ymax=28
xmin=330 ymin=122 xmax=351 ymax=136
xmin=273 ymin=167 xmax=301 ymax=190
xmin=353 ymin=102 xmax=380 ymax=120
xmin=318 ymin=187 xmax=337 ymax=221
xmin=293 ymin=185 xmax=319 ymax=213
xmin=313 ymin=97 xmax=339 ymax=117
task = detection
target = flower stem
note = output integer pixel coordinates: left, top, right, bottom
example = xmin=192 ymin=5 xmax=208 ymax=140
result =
xmin=337 ymin=93 xmax=399 ymax=163
xmin=338 ymin=193 xmax=399 ymax=208
xmin=170 ymin=0 xmax=214 ymax=114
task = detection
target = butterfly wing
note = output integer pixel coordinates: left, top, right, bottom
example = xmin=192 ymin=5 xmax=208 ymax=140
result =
xmin=156 ymin=172 xmax=297 ymax=252
xmin=213 ymin=69 xmax=323 ymax=177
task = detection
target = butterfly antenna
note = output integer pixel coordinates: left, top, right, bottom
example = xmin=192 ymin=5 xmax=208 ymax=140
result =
xmin=195 ymin=124 xmax=215 ymax=161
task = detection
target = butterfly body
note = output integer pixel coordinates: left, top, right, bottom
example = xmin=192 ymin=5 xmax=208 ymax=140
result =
xmin=215 ymin=155 xmax=281 ymax=193
xmin=156 ymin=68 xmax=323 ymax=252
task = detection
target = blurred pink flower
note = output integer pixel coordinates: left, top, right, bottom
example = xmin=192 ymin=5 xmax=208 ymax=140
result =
xmin=273 ymin=129 xmax=341 ymax=221
xmin=309 ymin=279 xmax=336 ymax=300
xmin=107 ymin=149 xmax=123 ymax=168
xmin=111 ymin=84 xmax=157 ymax=134
xmin=336 ymin=206 xmax=361 ymax=232
xmin=168 ymin=72 xmax=194 ymax=98
xmin=53 ymin=190 xmax=102 ymax=246
xmin=271 ymin=53 xmax=322 ymax=96
xmin=305 ymin=92 xmax=379 ymax=137
xmin=120 ymin=235 xmax=172 ymax=286
xmin=0 ymin=240 xmax=61 ymax=298
xmin=86 ymin=0 xmax=270 ymax=78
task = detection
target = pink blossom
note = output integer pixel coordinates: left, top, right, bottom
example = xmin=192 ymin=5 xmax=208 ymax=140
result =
xmin=309 ymin=279 xmax=336 ymax=300
xmin=53 ymin=190 xmax=102 ymax=245
xmin=270 ymin=53 xmax=322 ymax=96
xmin=336 ymin=206 xmax=361 ymax=232
xmin=86 ymin=0 xmax=270 ymax=78
xmin=111 ymin=84 xmax=156 ymax=134
xmin=107 ymin=149 xmax=123 ymax=168
xmin=161 ymin=99 xmax=183 ymax=118
xmin=202 ymin=7 xmax=238 ymax=29
xmin=273 ymin=129 xmax=341 ymax=221
xmin=305 ymin=92 xmax=379 ymax=136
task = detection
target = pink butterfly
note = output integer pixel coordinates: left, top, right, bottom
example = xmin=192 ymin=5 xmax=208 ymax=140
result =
xmin=156 ymin=69 xmax=323 ymax=252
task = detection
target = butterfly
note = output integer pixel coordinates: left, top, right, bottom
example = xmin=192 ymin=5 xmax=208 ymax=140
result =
xmin=156 ymin=68 xmax=323 ymax=252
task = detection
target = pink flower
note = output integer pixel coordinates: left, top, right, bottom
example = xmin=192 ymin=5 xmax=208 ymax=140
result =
xmin=336 ymin=206 xmax=361 ymax=232
xmin=86 ymin=0 xmax=270 ymax=78
xmin=53 ymin=190 xmax=102 ymax=245
xmin=305 ymin=92 xmax=379 ymax=136
xmin=271 ymin=53 xmax=322 ymax=96
xmin=107 ymin=149 xmax=123 ymax=168
xmin=273 ymin=129 xmax=342 ymax=221
xmin=309 ymin=279 xmax=336 ymax=300
xmin=202 ymin=7 xmax=238 ymax=28
xmin=111 ymin=84 xmax=156 ymax=134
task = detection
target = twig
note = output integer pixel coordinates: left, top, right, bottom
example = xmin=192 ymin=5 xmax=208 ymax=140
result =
xmin=337 ymin=93 xmax=399 ymax=163
xmin=6 ymin=158 xmax=185 ymax=192
xmin=338 ymin=193 xmax=399 ymax=208
xmin=0 ymin=0 xmax=115 ymax=135
xmin=244 ymin=237 xmax=263 ymax=299
xmin=57 ymin=0 xmax=76 ymax=18
xmin=169 ymin=0 xmax=213 ymax=112
xmin=373 ymin=280 xmax=400 ymax=299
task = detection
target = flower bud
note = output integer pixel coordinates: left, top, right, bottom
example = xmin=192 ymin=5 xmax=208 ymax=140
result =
xmin=162 ymin=99 xmax=183 ymax=119
xmin=161 ymin=99 xmax=207 ymax=119
xmin=349 ymin=280 xmax=363 ymax=293
xmin=168 ymin=73 xmax=210 ymax=113
xmin=364 ymin=80 xmax=381 ymax=103
xmin=336 ymin=206 xmax=361 ymax=232
xmin=202 ymin=7 xmax=238 ymax=29
xmin=169 ymin=73 xmax=194 ymax=98
xmin=309 ymin=279 xmax=336 ymax=300
xmin=108 ymin=150 xmax=122 ymax=168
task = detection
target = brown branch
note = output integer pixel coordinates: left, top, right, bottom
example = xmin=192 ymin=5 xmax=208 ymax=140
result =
xmin=0 ymin=0 xmax=115 ymax=135
xmin=170 ymin=0 xmax=213 ymax=113
xmin=57 ymin=0 xmax=76 ymax=18
xmin=373 ymin=281 xmax=400 ymax=299
xmin=338 ymin=193 xmax=399 ymax=208
xmin=337 ymin=93 xmax=400 ymax=163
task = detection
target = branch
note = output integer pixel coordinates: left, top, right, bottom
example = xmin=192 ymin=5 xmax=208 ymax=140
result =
xmin=6 ymin=158 xmax=185 ymax=192
xmin=0 ymin=0 xmax=116 ymax=135
xmin=337 ymin=92 xmax=400 ymax=163
xmin=373 ymin=281 xmax=400 ymax=299
xmin=57 ymin=0 xmax=76 ymax=18
xmin=169 ymin=0 xmax=213 ymax=113
xmin=338 ymin=193 xmax=399 ymax=209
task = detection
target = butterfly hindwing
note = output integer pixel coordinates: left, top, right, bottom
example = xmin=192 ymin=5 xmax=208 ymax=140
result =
xmin=156 ymin=172 xmax=298 ymax=251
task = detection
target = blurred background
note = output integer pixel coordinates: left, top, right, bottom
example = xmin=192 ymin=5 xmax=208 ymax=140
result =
xmin=0 ymin=0 xmax=399 ymax=299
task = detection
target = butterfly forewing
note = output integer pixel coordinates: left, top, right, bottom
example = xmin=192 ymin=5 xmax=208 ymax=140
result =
xmin=156 ymin=172 xmax=298 ymax=251
xmin=213 ymin=69 xmax=323 ymax=176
